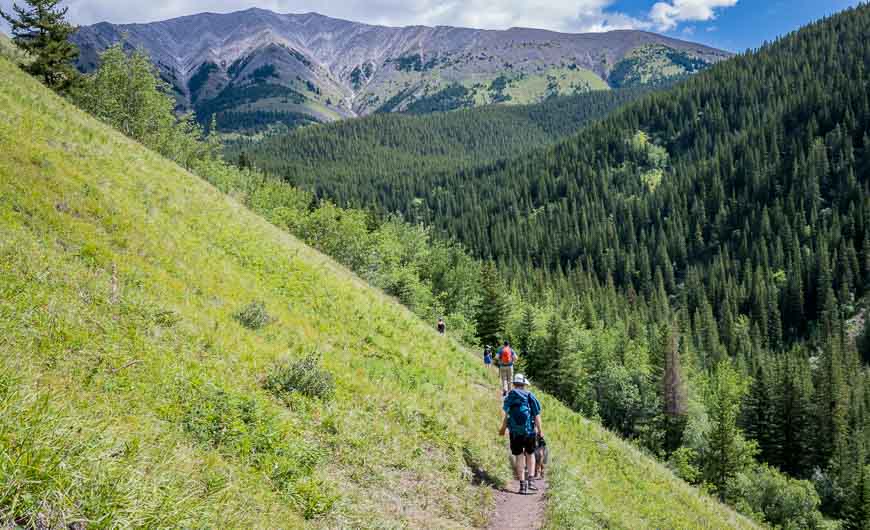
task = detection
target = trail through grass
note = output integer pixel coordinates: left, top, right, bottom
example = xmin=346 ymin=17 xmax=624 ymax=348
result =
xmin=0 ymin=56 xmax=755 ymax=528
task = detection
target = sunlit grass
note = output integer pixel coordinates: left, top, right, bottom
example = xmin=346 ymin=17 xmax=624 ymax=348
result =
xmin=0 ymin=56 xmax=754 ymax=529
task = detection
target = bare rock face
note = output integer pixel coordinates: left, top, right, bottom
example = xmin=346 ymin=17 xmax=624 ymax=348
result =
xmin=71 ymin=8 xmax=731 ymax=131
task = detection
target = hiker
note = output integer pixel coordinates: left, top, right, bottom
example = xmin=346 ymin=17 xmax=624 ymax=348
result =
xmin=499 ymin=373 xmax=543 ymax=495
xmin=497 ymin=341 xmax=517 ymax=396
xmin=437 ymin=317 xmax=446 ymax=335
xmin=483 ymin=345 xmax=493 ymax=367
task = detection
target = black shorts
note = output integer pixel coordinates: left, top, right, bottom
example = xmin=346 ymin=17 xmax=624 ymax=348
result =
xmin=509 ymin=433 xmax=536 ymax=456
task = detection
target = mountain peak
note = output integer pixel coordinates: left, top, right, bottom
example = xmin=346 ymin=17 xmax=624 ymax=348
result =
xmin=71 ymin=9 xmax=731 ymax=131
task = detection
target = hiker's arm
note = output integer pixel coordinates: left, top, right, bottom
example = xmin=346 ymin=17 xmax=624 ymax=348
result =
xmin=534 ymin=414 xmax=543 ymax=437
xmin=498 ymin=413 xmax=508 ymax=436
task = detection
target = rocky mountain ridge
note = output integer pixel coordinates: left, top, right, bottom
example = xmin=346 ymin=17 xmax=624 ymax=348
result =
xmin=72 ymin=8 xmax=731 ymax=130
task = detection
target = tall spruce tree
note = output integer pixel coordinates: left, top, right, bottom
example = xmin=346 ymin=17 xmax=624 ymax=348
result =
xmin=702 ymin=360 xmax=756 ymax=499
xmin=1 ymin=0 xmax=78 ymax=92
xmin=476 ymin=261 xmax=508 ymax=348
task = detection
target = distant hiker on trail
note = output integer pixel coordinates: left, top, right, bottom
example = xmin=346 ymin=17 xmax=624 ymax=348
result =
xmin=499 ymin=373 xmax=543 ymax=495
xmin=437 ymin=317 xmax=446 ymax=335
xmin=497 ymin=341 xmax=517 ymax=396
xmin=483 ymin=345 xmax=493 ymax=367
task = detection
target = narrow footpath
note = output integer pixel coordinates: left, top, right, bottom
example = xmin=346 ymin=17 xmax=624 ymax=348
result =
xmin=487 ymin=479 xmax=549 ymax=530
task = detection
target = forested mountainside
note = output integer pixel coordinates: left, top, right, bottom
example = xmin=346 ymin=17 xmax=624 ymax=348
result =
xmin=0 ymin=48 xmax=760 ymax=528
xmin=227 ymin=86 xmax=655 ymax=193
xmin=240 ymin=4 xmax=870 ymax=526
xmin=70 ymin=8 xmax=729 ymax=130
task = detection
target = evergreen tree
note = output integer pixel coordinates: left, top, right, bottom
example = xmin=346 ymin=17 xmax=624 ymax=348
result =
xmin=476 ymin=261 xmax=508 ymax=347
xmin=702 ymin=360 xmax=756 ymax=499
xmin=1 ymin=0 xmax=78 ymax=92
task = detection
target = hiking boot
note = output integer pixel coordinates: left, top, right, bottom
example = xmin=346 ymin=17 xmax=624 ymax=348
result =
xmin=527 ymin=478 xmax=539 ymax=492
xmin=518 ymin=480 xmax=528 ymax=495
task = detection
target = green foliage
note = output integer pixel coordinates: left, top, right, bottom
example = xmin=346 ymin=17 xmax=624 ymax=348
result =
xmin=264 ymin=354 xmax=336 ymax=401
xmin=404 ymin=83 xmax=473 ymax=114
xmin=390 ymin=53 xmax=438 ymax=72
xmin=727 ymin=465 xmax=828 ymax=529
xmin=177 ymin=382 xmax=321 ymax=492
xmin=187 ymin=61 xmax=218 ymax=101
xmin=233 ymin=300 xmax=273 ymax=330
xmin=71 ymin=44 xmax=215 ymax=169
xmin=0 ymin=48 xmax=755 ymax=529
xmin=195 ymin=83 xmax=306 ymax=125
xmin=669 ymin=447 xmax=701 ymax=484
xmin=226 ymin=86 xmax=655 ymax=213
xmin=290 ymin=477 xmax=340 ymax=519
xmin=233 ymin=5 xmax=870 ymax=524
xmin=702 ymin=361 xmax=757 ymax=498
xmin=476 ymin=262 xmax=508 ymax=347
xmin=0 ymin=0 xmax=78 ymax=92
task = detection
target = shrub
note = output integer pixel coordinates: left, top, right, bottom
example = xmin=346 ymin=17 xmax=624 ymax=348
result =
xmin=178 ymin=382 xmax=321 ymax=492
xmin=264 ymin=354 xmax=335 ymax=401
xmin=727 ymin=464 xmax=827 ymax=529
xmin=233 ymin=300 xmax=272 ymax=330
xmin=669 ymin=447 xmax=701 ymax=484
xmin=290 ymin=477 xmax=339 ymax=519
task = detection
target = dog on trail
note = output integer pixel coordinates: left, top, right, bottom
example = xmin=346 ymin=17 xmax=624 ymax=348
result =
xmin=534 ymin=435 xmax=548 ymax=479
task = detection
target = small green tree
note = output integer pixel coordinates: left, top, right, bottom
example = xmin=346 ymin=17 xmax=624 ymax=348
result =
xmin=72 ymin=44 xmax=214 ymax=168
xmin=702 ymin=359 xmax=757 ymax=499
xmin=1 ymin=0 xmax=78 ymax=91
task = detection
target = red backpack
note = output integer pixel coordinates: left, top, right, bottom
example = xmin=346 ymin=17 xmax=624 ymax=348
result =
xmin=500 ymin=346 xmax=513 ymax=365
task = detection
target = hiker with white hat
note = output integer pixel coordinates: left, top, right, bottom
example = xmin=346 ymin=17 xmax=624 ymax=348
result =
xmin=499 ymin=373 xmax=543 ymax=495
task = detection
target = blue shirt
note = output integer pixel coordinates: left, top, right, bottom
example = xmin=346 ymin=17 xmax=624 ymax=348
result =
xmin=503 ymin=389 xmax=541 ymax=436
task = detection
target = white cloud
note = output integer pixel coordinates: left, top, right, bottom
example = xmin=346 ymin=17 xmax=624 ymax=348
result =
xmin=0 ymin=0 xmax=650 ymax=34
xmin=649 ymin=0 xmax=738 ymax=31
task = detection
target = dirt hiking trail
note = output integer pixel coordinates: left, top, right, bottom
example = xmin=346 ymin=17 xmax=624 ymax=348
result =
xmin=487 ymin=479 xmax=549 ymax=529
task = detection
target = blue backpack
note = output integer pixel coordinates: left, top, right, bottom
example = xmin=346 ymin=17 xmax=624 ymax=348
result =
xmin=505 ymin=389 xmax=533 ymax=435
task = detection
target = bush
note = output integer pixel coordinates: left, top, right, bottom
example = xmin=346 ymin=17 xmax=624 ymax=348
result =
xmin=264 ymin=354 xmax=336 ymax=401
xmin=178 ymin=382 xmax=322 ymax=492
xmin=233 ymin=300 xmax=272 ymax=330
xmin=668 ymin=447 xmax=701 ymax=484
xmin=290 ymin=477 xmax=339 ymax=519
xmin=71 ymin=45 xmax=216 ymax=170
xmin=727 ymin=464 xmax=828 ymax=529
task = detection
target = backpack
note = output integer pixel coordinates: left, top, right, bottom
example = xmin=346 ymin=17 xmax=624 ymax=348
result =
xmin=506 ymin=389 xmax=533 ymax=435
xmin=500 ymin=346 xmax=513 ymax=365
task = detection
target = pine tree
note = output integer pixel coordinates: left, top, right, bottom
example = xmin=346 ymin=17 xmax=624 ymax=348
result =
xmin=1 ymin=0 xmax=79 ymax=92
xmin=702 ymin=360 xmax=756 ymax=499
xmin=476 ymin=261 xmax=508 ymax=348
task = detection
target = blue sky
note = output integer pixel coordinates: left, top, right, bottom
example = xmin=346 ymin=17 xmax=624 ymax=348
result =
xmin=635 ymin=0 xmax=863 ymax=51
xmin=0 ymin=0 xmax=863 ymax=52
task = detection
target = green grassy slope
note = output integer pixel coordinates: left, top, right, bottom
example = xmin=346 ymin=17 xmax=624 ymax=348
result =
xmin=0 ymin=57 xmax=753 ymax=528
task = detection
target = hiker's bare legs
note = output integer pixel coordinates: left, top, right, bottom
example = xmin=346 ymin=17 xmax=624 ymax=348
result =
xmin=526 ymin=452 xmax=536 ymax=480
xmin=513 ymin=453 xmax=524 ymax=481
xmin=499 ymin=365 xmax=513 ymax=394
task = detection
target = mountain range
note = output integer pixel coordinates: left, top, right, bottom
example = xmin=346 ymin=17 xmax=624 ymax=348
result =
xmin=71 ymin=8 xmax=731 ymax=130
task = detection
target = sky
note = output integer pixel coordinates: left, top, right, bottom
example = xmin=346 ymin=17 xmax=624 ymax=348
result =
xmin=0 ymin=0 xmax=863 ymax=51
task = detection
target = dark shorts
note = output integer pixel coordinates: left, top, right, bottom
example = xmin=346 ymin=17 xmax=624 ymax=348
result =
xmin=509 ymin=433 xmax=536 ymax=456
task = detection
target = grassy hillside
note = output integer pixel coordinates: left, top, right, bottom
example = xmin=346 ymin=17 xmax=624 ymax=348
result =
xmin=0 ymin=57 xmax=752 ymax=528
